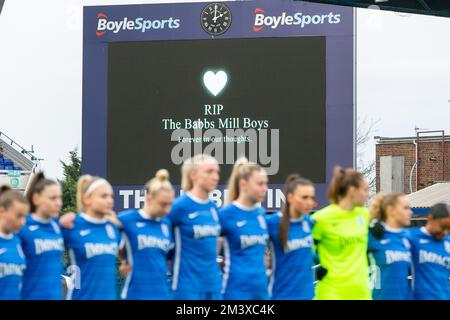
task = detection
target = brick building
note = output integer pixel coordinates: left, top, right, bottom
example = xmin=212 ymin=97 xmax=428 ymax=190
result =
xmin=375 ymin=134 xmax=450 ymax=194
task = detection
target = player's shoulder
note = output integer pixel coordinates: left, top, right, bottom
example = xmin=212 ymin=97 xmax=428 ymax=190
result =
xmin=3 ymin=233 xmax=23 ymax=248
xmin=255 ymin=206 xmax=267 ymax=216
xmin=265 ymin=211 xmax=282 ymax=225
xmin=18 ymin=220 xmax=31 ymax=238
xmin=171 ymin=193 xmax=190 ymax=210
xmin=367 ymin=228 xmax=380 ymax=245
xmin=11 ymin=233 xmax=22 ymax=244
xmin=0 ymin=233 xmax=15 ymax=245
xmin=19 ymin=215 xmax=34 ymax=231
xmin=219 ymin=202 xmax=235 ymax=213
xmin=382 ymin=227 xmax=411 ymax=243
xmin=443 ymin=235 xmax=450 ymax=253
xmin=355 ymin=206 xmax=370 ymax=225
xmin=161 ymin=215 xmax=172 ymax=224
xmin=399 ymin=227 xmax=412 ymax=238
xmin=407 ymin=226 xmax=421 ymax=238
xmin=24 ymin=214 xmax=34 ymax=224
xmin=74 ymin=213 xmax=87 ymax=223
xmin=60 ymin=213 xmax=79 ymax=231
xmin=405 ymin=227 xmax=427 ymax=245
xmin=355 ymin=206 xmax=370 ymax=217
xmin=266 ymin=213 xmax=282 ymax=236
xmin=118 ymin=209 xmax=138 ymax=223
xmin=311 ymin=204 xmax=336 ymax=222
xmin=218 ymin=203 xmax=235 ymax=220
xmin=167 ymin=195 xmax=192 ymax=224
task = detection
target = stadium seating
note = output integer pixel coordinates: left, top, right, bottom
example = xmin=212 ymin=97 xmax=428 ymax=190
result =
xmin=0 ymin=158 xmax=17 ymax=170
xmin=0 ymin=133 xmax=35 ymax=191
xmin=0 ymin=153 xmax=22 ymax=171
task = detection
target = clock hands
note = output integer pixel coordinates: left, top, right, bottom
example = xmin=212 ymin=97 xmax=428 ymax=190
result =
xmin=213 ymin=12 xmax=225 ymax=23
xmin=213 ymin=4 xmax=218 ymax=22
xmin=202 ymin=3 xmax=230 ymax=35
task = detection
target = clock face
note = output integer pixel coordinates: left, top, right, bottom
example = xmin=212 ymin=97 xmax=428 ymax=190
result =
xmin=201 ymin=3 xmax=232 ymax=36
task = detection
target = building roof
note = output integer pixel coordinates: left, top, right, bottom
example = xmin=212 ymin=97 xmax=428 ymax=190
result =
xmin=375 ymin=135 xmax=450 ymax=145
xmin=407 ymin=182 xmax=450 ymax=208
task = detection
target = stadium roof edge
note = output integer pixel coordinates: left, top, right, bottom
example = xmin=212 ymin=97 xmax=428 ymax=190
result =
xmin=407 ymin=182 xmax=450 ymax=208
xmin=375 ymin=135 xmax=450 ymax=144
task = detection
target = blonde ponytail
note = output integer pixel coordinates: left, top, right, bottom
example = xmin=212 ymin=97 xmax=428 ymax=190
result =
xmin=225 ymin=157 xmax=263 ymax=204
xmin=145 ymin=169 xmax=173 ymax=195
xmin=369 ymin=192 xmax=404 ymax=222
xmin=77 ymin=175 xmax=93 ymax=212
xmin=76 ymin=175 xmax=108 ymax=212
xmin=370 ymin=193 xmax=385 ymax=221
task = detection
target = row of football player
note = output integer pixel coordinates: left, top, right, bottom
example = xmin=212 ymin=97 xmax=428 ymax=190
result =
xmin=0 ymin=154 xmax=449 ymax=300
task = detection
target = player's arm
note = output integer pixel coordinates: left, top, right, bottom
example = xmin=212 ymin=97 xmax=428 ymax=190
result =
xmin=59 ymin=212 xmax=77 ymax=229
xmin=106 ymin=209 xmax=123 ymax=229
xmin=265 ymin=244 xmax=272 ymax=277
xmin=217 ymin=236 xmax=224 ymax=270
xmin=310 ymin=216 xmax=328 ymax=281
xmin=118 ymin=237 xmax=131 ymax=277
xmin=264 ymin=213 xmax=277 ymax=274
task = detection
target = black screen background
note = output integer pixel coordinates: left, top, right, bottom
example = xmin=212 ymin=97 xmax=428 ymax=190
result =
xmin=107 ymin=37 xmax=326 ymax=185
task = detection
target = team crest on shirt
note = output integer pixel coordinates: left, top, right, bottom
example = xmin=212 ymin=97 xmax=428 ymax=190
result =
xmin=302 ymin=221 xmax=311 ymax=233
xmin=403 ymin=237 xmax=411 ymax=250
xmin=210 ymin=208 xmax=219 ymax=222
xmin=17 ymin=244 xmax=25 ymax=259
xmin=50 ymin=221 xmax=61 ymax=234
xmin=161 ymin=223 xmax=169 ymax=238
xmin=445 ymin=241 xmax=450 ymax=254
xmin=357 ymin=216 xmax=364 ymax=226
xmin=257 ymin=215 xmax=267 ymax=230
xmin=105 ymin=224 xmax=116 ymax=240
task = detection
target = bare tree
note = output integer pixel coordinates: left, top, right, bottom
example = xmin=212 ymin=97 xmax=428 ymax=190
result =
xmin=356 ymin=116 xmax=380 ymax=196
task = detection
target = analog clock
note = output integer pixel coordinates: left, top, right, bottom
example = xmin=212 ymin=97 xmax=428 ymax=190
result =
xmin=201 ymin=3 xmax=232 ymax=36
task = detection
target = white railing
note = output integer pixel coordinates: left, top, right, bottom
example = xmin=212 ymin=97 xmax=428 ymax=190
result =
xmin=0 ymin=131 xmax=39 ymax=171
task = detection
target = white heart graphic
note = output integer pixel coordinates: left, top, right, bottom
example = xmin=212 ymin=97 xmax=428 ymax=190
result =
xmin=203 ymin=70 xmax=228 ymax=97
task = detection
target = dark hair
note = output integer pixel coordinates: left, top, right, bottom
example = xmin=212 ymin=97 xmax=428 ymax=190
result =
xmin=327 ymin=166 xmax=365 ymax=204
xmin=0 ymin=185 xmax=28 ymax=210
xmin=279 ymin=174 xmax=314 ymax=249
xmin=25 ymin=172 xmax=58 ymax=213
xmin=429 ymin=203 xmax=450 ymax=220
